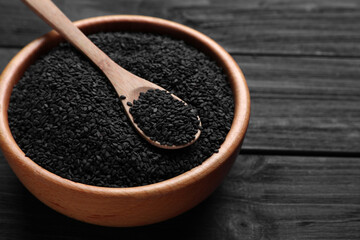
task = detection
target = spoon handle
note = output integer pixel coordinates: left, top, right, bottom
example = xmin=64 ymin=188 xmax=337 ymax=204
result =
xmin=21 ymin=0 xmax=125 ymax=77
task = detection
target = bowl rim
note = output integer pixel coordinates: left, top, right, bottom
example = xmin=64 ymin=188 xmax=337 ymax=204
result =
xmin=0 ymin=15 xmax=250 ymax=197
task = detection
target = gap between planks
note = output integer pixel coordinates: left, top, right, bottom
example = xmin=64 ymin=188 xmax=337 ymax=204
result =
xmin=4 ymin=46 xmax=360 ymax=60
xmin=241 ymin=149 xmax=360 ymax=158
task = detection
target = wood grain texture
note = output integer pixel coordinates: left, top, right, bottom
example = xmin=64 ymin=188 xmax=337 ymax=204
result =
xmin=239 ymin=55 xmax=360 ymax=153
xmin=1 ymin=0 xmax=360 ymax=56
xmin=0 ymin=154 xmax=359 ymax=239
xmin=0 ymin=48 xmax=19 ymax=72
xmin=1 ymin=49 xmax=360 ymax=153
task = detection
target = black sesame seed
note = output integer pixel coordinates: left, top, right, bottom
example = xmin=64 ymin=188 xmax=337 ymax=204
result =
xmin=8 ymin=32 xmax=234 ymax=188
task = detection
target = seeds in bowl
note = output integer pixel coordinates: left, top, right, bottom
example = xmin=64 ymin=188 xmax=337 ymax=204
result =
xmin=8 ymin=32 xmax=234 ymax=187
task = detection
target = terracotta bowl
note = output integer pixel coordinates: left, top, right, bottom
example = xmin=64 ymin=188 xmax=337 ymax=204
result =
xmin=0 ymin=15 xmax=250 ymax=227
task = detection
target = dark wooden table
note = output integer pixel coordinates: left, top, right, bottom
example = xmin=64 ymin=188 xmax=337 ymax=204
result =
xmin=1 ymin=0 xmax=359 ymax=239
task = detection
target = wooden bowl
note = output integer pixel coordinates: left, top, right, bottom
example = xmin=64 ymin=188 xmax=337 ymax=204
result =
xmin=0 ymin=15 xmax=250 ymax=227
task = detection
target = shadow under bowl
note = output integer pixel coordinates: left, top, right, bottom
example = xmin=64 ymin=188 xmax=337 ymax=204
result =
xmin=0 ymin=15 xmax=250 ymax=227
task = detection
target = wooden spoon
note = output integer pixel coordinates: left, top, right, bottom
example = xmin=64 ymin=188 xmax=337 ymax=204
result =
xmin=21 ymin=0 xmax=201 ymax=149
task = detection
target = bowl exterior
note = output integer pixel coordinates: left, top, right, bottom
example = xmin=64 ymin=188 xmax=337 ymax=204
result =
xmin=2 ymin=144 xmax=241 ymax=226
xmin=0 ymin=15 xmax=250 ymax=226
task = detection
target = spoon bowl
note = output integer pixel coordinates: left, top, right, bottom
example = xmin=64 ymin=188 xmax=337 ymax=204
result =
xmin=119 ymin=78 xmax=202 ymax=149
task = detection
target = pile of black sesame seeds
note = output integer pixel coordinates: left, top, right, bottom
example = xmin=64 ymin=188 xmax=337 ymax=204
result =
xmin=129 ymin=89 xmax=201 ymax=146
xmin=8 ymin=32 xmax=234 ymax=187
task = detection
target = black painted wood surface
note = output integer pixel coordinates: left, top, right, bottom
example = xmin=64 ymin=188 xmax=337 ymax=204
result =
xmin=1 ymin=155 xmax=359 ymax=240
xmin=0 ymin=0 xmax=359 ymax=239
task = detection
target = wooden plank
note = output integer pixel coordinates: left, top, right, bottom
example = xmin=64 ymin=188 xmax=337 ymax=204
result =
xmin=0 ymin=0 xmax=360 ymax=56
xmin=0 ymin=48 xmax=20 ymax=72
xmin=1 ymin=48 xmax=360 ymax=152
xmin=238 ymin=55 xmax=360 ymax=153
xmin=0 ymin=154 xmax=359 ymax=239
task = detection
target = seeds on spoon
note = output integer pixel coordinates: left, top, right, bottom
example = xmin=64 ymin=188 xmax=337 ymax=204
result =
xmin=128 ymin=89 xmax=201 ymax=146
